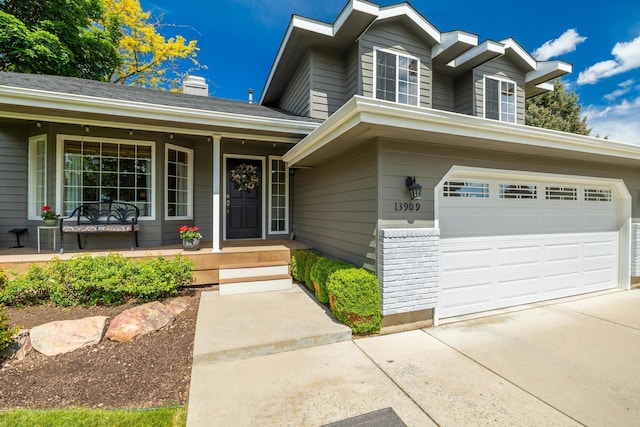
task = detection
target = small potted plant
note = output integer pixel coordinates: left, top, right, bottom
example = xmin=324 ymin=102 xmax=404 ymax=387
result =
xmin=41 ymin=205 xmax=59 ymax=226
xmin=179 ymin=225 xmax=202 ymax=251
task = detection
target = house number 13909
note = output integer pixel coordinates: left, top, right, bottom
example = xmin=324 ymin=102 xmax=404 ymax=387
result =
xmin=394 ymin=202 xmax=421 ymax=211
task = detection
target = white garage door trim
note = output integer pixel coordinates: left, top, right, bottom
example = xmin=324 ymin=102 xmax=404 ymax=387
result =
xmin=434 ymin=166 xmax=631 ymax=322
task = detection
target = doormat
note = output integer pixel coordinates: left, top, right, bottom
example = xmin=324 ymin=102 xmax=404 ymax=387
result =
xmin=321 ymin=407 xmax=407 ymax=427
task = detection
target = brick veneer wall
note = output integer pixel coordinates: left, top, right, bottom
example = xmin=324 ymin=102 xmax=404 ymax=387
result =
xmin=632 ymin=223 xmax=640 ymax=277
xmin=378 ymin=228 xmax=440 ymax=316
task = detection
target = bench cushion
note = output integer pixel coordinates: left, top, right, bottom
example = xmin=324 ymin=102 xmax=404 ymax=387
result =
xmin=62 ymin=224 xmax=140 ymax=233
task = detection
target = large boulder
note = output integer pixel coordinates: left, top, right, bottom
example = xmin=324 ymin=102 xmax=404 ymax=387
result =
xmin=106 ymin=301 xmax=175 ymax=342
xmin=164 ymin=297 xmax=190 ymax=316
xmin=30 ymin=316 xmax=108 ymax=357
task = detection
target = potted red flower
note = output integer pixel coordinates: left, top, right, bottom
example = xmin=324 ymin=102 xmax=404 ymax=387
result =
xmin=179 ymin=225 xmax=202 ymax=251
xmin=41 ymin=205 xmax=59 ymax=226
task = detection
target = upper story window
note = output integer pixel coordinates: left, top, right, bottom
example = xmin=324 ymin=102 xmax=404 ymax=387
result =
xmin=374 ymin=48 xmax=419 ymax=106
xmin=484 ymin=76 xmax=516 ymax=123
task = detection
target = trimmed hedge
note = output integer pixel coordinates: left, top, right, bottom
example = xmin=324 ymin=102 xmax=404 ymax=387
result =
xmin=310 ymin=257 xmax=351 ymax=304
xmin=303 ymin=252 xmax=320 ymax=291
xmin=327 ymin=268 xmax=381 ymax=334
xmin=291 ymin=249 xmax=312 ymax=282
xmin=0 ymin=253 xmax=193 ymax=307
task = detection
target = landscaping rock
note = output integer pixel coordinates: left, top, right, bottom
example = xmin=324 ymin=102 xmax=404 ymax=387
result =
xmin=30 ymin=317 xmax=108 ymax=357
xmin=164 ymin=297 xmax=190 ymax=316
xmin=106 ymin=301 xmax=175 ymax=342
xmin=0 ymin=329 xmax=32 ymax=362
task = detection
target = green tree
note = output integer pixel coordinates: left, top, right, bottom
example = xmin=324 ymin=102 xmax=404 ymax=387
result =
xmin=525 ymin=79 xmax=591 ymax=135
xmin=0 ymin=0 xmax=121 ymax=80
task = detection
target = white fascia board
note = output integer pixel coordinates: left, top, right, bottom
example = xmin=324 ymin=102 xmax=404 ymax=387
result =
xmin=0 ymin=86 xmax=318 ymax=138
xmin=335 ymin=0 xmax=379 ymax=33
xmin=500 ymin=38 xmax=536 ymax=71
xmin=284 ymin=95 xmax=640 ymax=165
xmin=377 ymin=4 xmax=440 ymax=44
xmin=526 ymin=60 xmax=572 ymax=85
xmin=449 ymin=40 xmax=505 ymax=67
xmin=433 ymin=30 xmax=477 ymax=60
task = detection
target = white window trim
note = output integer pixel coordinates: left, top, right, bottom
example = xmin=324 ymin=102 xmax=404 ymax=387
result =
xmin=56 ymin=134 xmax=156 ymax=220
xmin=268 ymin=156 xmax=289 ymax=235
xmin=483 ymin=75 xmax=516 ymax=123
xmin=373 ymin=46 xmax=420 ymax=106
xmin=165 ymin=144 xmax=194 ymax=221
xmin=28 ymin=134 xmax=47 ymax=220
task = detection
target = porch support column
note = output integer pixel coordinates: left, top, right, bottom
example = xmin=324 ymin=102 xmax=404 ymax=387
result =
xmin=212 ymin=135 xmax=221 ymax=253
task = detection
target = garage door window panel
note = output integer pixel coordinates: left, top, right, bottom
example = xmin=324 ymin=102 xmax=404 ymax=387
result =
xmin=499 ymin=183 xmax=537 ymax=199
xmin=443 ymin=181 xmax=489 ymax=198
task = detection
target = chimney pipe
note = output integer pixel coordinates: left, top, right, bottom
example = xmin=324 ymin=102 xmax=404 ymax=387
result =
xmin=248 ymin=88 xmax=254 ymax=104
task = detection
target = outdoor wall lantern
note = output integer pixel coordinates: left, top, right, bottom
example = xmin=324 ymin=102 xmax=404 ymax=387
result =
xmin=405 ymin=176 xmax=422 ymax=200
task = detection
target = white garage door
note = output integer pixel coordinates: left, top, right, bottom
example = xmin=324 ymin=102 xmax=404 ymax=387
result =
xmin=438 ymin=169 xmax=624 ymax=318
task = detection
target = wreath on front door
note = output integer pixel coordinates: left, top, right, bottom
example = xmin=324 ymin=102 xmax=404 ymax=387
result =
xmin=230 ymin=163 xmax=260 ymax=192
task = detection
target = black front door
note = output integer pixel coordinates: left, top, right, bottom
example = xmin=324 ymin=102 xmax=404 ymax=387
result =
xmin=226 ymin=157 xmax=262 ymax=239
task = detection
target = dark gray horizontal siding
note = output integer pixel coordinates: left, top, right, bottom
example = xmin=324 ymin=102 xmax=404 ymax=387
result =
xmin=432 ymin=73 xmax=454 ymax=112
xmin=454 ymin=72 xmax=473 ymax=115
xmin=292 ymin=142 xmax=377 ymax=270
xmin=0 ymin=124 xmax=28 ymax=248
xmin=310 ymin=49 xmax=347 ymax=119
xmin=279 ymin=53 xmax=311 ymax=117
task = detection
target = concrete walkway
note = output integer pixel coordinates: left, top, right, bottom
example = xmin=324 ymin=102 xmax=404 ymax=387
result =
xmin=187 ymin=286 xmax=640 ymax=426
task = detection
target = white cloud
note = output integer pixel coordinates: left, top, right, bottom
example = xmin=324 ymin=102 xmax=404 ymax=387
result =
xmin=578 ymin=36 xmax=640 ymax=85
xmin=603 ymin=79 xmax=636 ymax=101
xmin=583 ymin=97 xmax=640 ymax=144
xmin=532 ymin=29 xmax=587 ymax=61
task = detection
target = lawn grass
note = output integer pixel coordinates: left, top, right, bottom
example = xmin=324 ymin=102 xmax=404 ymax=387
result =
xmin=0 ymin=406 xmax=187 ymax=427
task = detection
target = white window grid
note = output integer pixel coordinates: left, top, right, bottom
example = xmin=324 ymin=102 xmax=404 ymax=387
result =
xmin=499 ymin=183 xmax=537 ymax=199
xmin=484 ymin=76 xmax=516 ymax=123
xmin=545 ymin=186 xmax=577 ymax=201
xmin=374 ymin=47 xmax=419 ymax=106
xmin=584 ymin=188 xmax=612 ymax=202
xmin=443 ymin=181 xmax=490 ymax=198
xmin=166 ymin=144 xmax=193 ymax=219
xmin=269 ymin=157 xmax=288 ymax=234
xmin=28 ymin=135 xmax=47 ymax=220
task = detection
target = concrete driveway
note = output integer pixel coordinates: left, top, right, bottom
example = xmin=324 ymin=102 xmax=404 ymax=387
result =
xmin=357 ymin=289 xmax=640 ymax=426
xmin=188 ymin=288 xmax=640 ymax=426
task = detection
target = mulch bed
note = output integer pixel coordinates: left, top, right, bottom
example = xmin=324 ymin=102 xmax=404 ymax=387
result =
xmin=0 ymin=287 xmax=208 ymax=410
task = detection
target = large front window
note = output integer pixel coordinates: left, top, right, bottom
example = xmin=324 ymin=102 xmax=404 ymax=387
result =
xmin=485 ymin=76 xmax=516 ymax=123
xmin=60 ymin=136 xmax=154 ymax=217
xmin=375 ymin=49 xmax=419 ymax=106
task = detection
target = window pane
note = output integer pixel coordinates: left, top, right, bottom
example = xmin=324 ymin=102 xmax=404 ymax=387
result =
xmin=63 ymin=139 xmax=153 ymax=216
xmin=166 ymin=147 xmax=192 ymax=218
xmin=485 ymin=78 xmax=499 ymax=120
xmin=376 ymin=51 xmax=396 ymax=102
xmin=269 ymin=158 xmax=287 ymax=233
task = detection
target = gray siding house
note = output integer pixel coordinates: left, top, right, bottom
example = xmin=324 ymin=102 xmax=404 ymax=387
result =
xmin=1 ymin=0 xmax=640 ymax=327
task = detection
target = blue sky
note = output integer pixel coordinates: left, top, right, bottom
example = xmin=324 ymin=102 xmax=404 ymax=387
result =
xmin=141 ymin=0 xmax=640 ymax=143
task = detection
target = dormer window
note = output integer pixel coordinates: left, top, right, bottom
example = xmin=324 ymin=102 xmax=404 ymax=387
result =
xmin=374 ymin=48 xmax=419 ymax=106
xmin=484 ymin=76 xmax=516 ymax=123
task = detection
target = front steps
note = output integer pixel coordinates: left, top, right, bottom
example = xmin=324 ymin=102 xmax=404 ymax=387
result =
xmin=218 ymin=261 xmax=292 ymax=295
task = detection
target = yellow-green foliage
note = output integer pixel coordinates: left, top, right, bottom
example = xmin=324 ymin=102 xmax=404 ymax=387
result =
xmin=0 ymin=253 xmax=193 ymax=307
xmin=0 ymin=305 xmax=18 ymax=351
xmin=303 ymin=252 xmax=320 ymax=291
xmin=291 ymin=249 xmax=312 ymax=282
xmin=310 ymin=257 xmax=352 ymax=304
xmin=327 ymin=268 xmax=381 ymax=334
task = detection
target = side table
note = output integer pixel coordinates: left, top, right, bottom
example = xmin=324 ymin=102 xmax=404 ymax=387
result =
xmin=37 ymin=226 xmax=58 ymax=253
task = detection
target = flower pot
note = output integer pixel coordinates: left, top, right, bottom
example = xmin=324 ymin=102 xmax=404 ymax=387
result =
xmin=43 ymin=219 xmax=58 ymax=227
xmin=182 ymin=238 xmax=201 ymax=251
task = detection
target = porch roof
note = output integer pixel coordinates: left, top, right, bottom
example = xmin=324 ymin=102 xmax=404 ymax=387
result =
xmin=0 ymin=72 xmax=320 ymax=142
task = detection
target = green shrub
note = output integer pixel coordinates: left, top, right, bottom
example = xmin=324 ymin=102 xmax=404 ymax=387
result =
xmin=290 ymin=249 xmax=312 ymax=282
xmin=327 ymin=268 xmax=381 ymax=334
xmin=0 ymin=254 xmax=193 ymax=307
xmin=310 ymin=257 xmax=352 ymax=304
xmin=303 ymin=252 xmax=320 ymax=291
xmin=0 ymin=305 xmax=18 ymax=351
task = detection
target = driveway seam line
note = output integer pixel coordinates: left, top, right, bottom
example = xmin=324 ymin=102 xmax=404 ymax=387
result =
xmin=422 ymin=329 xmax=587 ymax=427
xmin=352 ymin=339 xmax=442 ymax=427
xmin=552 ymin=304 xmax=640 ymax=331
